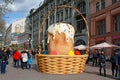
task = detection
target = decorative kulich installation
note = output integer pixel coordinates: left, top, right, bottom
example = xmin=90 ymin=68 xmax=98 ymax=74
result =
xmin=36 ymin=5 xmax=90 ymax=74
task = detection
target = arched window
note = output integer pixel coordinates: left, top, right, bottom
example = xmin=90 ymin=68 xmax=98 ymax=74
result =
xmin=75 ymin=39 xmax=86 ymax=46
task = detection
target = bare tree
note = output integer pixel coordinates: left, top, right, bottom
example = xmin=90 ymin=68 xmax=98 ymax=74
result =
xmin=0 ymin=0 xmax=14 ymax=28
xmin=0 ymin=0 xmax=14 ymax=16
xmin=0 ymin=0 xmax=14 ymax=46
xmin=0 ymin=18 xmax=6 ymax=32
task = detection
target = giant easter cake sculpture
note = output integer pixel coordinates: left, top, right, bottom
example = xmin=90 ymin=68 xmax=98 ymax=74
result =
xmin=36 ymin=5 xmax=89 ymax=74
xmin=47 ymin=23 xmax=75 ymax=55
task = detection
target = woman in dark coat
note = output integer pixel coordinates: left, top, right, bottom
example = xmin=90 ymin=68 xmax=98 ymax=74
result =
xmin=1 ymin=47 xmax=8 ymax=74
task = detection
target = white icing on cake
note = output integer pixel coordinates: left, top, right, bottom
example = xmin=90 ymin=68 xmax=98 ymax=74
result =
xmin=47 ymin=23 xmax=75 ymax=43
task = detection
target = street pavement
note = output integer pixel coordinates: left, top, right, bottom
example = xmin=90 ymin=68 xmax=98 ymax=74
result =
xmin=0 ymin=57 xmax=118 ymax=80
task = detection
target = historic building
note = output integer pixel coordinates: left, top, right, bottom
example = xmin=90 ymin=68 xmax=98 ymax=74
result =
xmin=90 ymin=0 xmax=120 ymax=55
xmin=5 ymin=24 xmax=12 ymax=46
xmin=27 ymin=0 xmax=90 ymax=50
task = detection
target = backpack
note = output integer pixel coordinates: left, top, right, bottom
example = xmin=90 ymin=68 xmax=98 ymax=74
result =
xmin=99 ymin=54 xmax=106 ymax=63
xmin=1 ymin=52 xmax=7 ymax=61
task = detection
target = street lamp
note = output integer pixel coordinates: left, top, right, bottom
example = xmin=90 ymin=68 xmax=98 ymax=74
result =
xmin=28 ymin=38 xmax=32 ymax=49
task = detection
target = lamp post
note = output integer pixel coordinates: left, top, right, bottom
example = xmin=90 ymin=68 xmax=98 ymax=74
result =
xmin=28 ymin=37 xmax=32 ymax=49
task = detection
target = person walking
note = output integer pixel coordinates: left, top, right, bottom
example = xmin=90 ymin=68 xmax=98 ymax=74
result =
xmin=27 ymin=50 xmax=32 ymax=69
xmin=110 ymin=50 xmax=118 ymax=77
xmin=0 ymin=47 xmax=8 ymax=74
xmin=21 ymin=48 xmax=28 ymax=69
xmin=92 ymin=50 xmax=98 ymax=66
xmin=116 ymin=50 xmax=120 ymax=80
xmin=98 ymin=50 xmax=106 ymax=77
xmin=6 ymin=48 xmax=11 ymax=59
xmin=13 ymin=49 xmax=21 ymax=68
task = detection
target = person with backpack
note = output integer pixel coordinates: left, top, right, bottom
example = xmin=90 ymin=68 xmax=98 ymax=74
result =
xmin=116 ymin=50 xmax=120 ymax=80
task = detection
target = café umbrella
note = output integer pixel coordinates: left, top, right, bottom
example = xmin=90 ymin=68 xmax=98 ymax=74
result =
xmin=90 ymin=42 xmax=120 ymax=49
xmin=74 ymin=44 xmax=87 ymax=50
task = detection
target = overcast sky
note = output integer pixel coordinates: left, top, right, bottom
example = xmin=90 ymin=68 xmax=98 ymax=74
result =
xmin=4 ymin=0 xmax=44 ymax=27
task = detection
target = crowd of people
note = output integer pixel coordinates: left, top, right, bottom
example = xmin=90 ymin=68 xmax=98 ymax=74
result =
xmin=0 ymin=46 xmax=120 ymax=80
xmin=13 ymin=48 xmax=33 ymax=69
xmin=0 ymin=47 xmax=36 ymax=74
xmin=87 ymin=49 xmax=120 ymax=79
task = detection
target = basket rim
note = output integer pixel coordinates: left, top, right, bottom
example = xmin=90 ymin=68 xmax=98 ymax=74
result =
xmin=36 ymin=54 xmax=88 ymax=57
xmin=38 ymin=5 xmax=90 ymax=53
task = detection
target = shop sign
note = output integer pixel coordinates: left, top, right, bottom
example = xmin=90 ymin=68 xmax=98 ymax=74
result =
xmin=112 ymin=35 xmax=120 ymax=39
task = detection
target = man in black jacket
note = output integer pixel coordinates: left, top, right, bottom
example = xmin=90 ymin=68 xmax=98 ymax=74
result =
xmin=110 ymin=50 xmax=118 ymax=77
xmin=98 ymin=50 xmax=106 ymax=76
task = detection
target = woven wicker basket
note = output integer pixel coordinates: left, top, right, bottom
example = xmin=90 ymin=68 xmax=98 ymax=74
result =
xmin=36 ymin=5 xmax=90 ymax=74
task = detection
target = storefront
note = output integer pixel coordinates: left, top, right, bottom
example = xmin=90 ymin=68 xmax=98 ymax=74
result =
xmin=112 ymin=35 xmax=120 ymax=46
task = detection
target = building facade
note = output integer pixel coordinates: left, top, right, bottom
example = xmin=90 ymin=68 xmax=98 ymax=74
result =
xmin=90 ymin=0 xmax=120 ymax=55
xmin=28 ymin=0 xmax=90 ymax=50
xmin=5 ymin=24 xmax=12 ymax=46
xmin=17 ymin=18 xmax=32 ymax=50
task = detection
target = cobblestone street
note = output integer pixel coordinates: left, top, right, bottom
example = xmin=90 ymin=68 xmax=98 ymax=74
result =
xmin=0 ymin=57 xmax=118 ymax=80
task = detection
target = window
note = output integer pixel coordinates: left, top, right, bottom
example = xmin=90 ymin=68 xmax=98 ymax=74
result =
xmin=50 ymin=16 xmax=53 ymax=24
xmin=76 ymin=20 xmax=86 ymax=33
xmin=97 ymin=20 xmax=106 ymax=35
xmin=65 ymin=9 xmax=68 ymax=18
xmin=62 ymin=0 xmax=67 ymax=3
xmin=112 ymin=0 xmax=117 ymax=4
xmin=60 ymin=11 xmax=63 ymax=21
xmin=46 ymin=19 xmax=48 ymax=30
xmin=113 ymin=14 xmax=120 ymax=32
xmin=77 ymin=1 xmax=86 ymax=13
xmin=96 ymin=2 xmax=100 ymax=12
xmin=75 ymin=39 xmax=86 ymax=46
xmin=56 ymin=13 xmax=59 ymax=21
xmin=69 ymin=8 xmax=72 ymax=17
xmin=56 ymin=0 xmax=60 ymax=5
xmin=101 ymin=0 xmax=105 ymax=9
